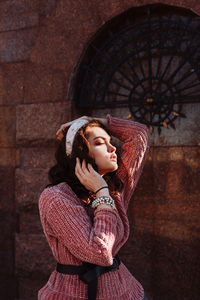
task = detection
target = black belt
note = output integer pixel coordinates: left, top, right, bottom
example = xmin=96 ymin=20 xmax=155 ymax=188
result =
xmin=56 ymin=256 xmax=120 ymax=300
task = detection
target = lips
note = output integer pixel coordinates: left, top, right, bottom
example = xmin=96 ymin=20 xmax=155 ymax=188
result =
xmin=110 ymin=155 xmax=117 ymax=161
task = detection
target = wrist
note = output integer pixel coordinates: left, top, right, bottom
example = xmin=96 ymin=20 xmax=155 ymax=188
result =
xmin=96 ymin=203 xmax=113 ymax=210
xmin=92 ymin=196 xmax=115 ymax=210
xmin=94 ymin=185 xmax=109 ymax=197
xmin=96 ymin=189 xmax=110 ymax=197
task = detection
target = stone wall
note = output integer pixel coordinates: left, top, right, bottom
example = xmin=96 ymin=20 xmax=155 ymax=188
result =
xmin=0 ymin=1 xmax=199 ymax=299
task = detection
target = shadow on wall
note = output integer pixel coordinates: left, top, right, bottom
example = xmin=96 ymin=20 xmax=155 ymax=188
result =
xmin=118 ymin=156 xmax=200 ymax=300
xmin=120 ymin=229 xmax=200 ymax=300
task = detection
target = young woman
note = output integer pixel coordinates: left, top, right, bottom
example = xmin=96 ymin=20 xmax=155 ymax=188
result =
xmin=38 ymin=114 xmax=150 ymax=300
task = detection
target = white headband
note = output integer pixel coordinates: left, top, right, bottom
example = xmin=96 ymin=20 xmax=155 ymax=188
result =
xmin=66 ymin=119 xmax=89 ymax=156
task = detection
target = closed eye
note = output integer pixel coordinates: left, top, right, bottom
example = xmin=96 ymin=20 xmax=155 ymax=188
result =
xmin=93 ymin=136 xmax=111 ymax=145
xmin=95 ymin=140 xmax=105 ymax=145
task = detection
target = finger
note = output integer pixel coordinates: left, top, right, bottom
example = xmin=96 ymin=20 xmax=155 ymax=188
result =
xmin=57 ymin=117 xmax=88 ymax=139
xmin=56 ymin=123 xmax=71 ymax=141
xmin=80 ymin=116 xmax=88 ymax=120
xmin=87 ymin=163 xmax=96 ymax=174
xmin=56 ymin=123 xmax=69 ymax=134
xmin=56 ymin=130 xmax=64 ymax=141
xmin=56 ymin=127 xmax=65 ymax=139
xmin=75 ymin=157 xmax=81 ymax=171
xmin=64 ymin=120 xmax=74 ymax=127
xmin=75 ymin=158 xmax=83 ymax=177
xmin=81 ymin=159 xmax=89 ymax=173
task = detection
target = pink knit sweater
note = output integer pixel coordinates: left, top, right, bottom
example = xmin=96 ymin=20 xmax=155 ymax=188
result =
xmin=38 ymin=115 xmax=150 ymax=300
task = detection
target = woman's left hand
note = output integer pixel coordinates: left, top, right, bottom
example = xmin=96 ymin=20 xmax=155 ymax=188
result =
xmin=75 ymin=158 xmax=108 ymax=194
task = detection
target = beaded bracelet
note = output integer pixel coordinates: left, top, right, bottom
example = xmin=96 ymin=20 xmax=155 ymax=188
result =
xmin=91 ymin=196 xmax=115 ymax=209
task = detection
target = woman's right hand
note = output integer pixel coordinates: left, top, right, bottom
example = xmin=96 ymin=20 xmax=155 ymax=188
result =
xmin=75 ymin=158 xmax=109 ymax=194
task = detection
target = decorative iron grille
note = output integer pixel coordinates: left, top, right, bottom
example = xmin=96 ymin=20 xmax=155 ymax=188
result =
xmin=74 ymin=4 xmax=200 ymax=133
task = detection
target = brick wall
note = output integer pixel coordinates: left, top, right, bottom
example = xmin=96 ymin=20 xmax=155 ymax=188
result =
xmin=0 ymin=1 xmax=199 ymax=299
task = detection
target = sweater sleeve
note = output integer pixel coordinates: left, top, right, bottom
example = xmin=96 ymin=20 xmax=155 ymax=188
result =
xmin=107 ymin=115 xmax=150 ymax=209
xmin=39 ymin=187 xmax=118 ymax=266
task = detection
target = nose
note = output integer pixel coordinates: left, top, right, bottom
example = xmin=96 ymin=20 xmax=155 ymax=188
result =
xmin=108 ymin=143 xmax=116 ymax=153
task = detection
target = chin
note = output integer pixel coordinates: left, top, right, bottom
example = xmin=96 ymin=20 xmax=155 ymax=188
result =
xmin=113 ymin=165 xmax=118 ymax=172
xmin=99 ymin=164 xmax=118 ymax=176
xmin=107 ymin=164 xmax=118 ymax=173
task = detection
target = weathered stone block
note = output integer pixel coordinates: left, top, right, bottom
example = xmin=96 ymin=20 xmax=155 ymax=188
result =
xmin=16 ymin=102 xmax=71 ymax=145
xmin=153 ymin=147 xmax=169 ymax=162
xmin=0 ymin=106 xmax=15 ymax=147
xmin=152 ymin=103 xmax=200 ymax=146
xmin=166 ymin=161 xmax=189 ymax=199
xmin=182 ymin=147 xmax=200 ymax=168
xmin=0 ymin=241 xmax=14 ymax=277
xmin=19 ymin=211 xmax=43 ymax=234
xmin=181 ymin=147 xmax=200 ymax=197
xmin=0 ymin=275 xmax=17 ymax=300
xmin=0 ymin=166 xmax=14 ymax=212
xmin=15 ymin=168 xmax=48 ymax=208
xmin=19 ymin=147 xmax=56 ymax=168
xmin=31 ymin=0 xmax=103 ymax=71
xmin=0 ymin=212 xmax=14 ymax=238
xmin=119 ymin=229 xmax=154 ymax=295
xmin=151 ymin=235 xmax=199 ymax=300
xmin=15 ymin=233 xmax=55 ymax=277
xmin=0 ymin=0 xmax=39 ymax=32
xmin=151 ymin=160 xmax=168 ymax=201
xmin=134 ymin=159 xmax=155 ymax=199
xmin=0 ymin=213 xmax=14 ymax=276
xmin=39 ymin=0 xmax=58 ymax=18
xmin=0 ymin=63 xmax=24 ymax=105
xmin=127 ymin=198 xmax=200 ymax=298
xmin=168 ymin=147 xmax=184 ymax=161
xmin=0 ymin=148 xmax=16 ymax=167
xmin=32 ymin=30 xmax=79 ymax=74
xmin=0 ymin=28 xmax=38 ymax=63
xmin=24 ymin=63 xmax=67 ymax=103
xmin=18 ymin=277 xmax=48 ymax=300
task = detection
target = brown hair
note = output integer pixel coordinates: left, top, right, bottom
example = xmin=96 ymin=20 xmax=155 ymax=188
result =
xmin=48 ymin=120 xmax=123 ymax=201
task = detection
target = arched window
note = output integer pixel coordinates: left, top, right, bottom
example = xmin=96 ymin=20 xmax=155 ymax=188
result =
xmin=73 ymin=4 xmax=200 ymax=134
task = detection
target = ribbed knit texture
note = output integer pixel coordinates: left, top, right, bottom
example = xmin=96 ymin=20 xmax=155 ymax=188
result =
xmin=38 ymin=115 xmax=150 ymax=300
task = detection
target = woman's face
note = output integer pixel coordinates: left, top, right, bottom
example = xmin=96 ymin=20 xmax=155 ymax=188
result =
xmin=86 ymin=126 xmax=118 ymax=176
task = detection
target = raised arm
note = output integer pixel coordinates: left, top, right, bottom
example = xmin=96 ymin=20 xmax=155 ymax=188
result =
xmin=39 ymin=186 xmax=118 ymax=266
xmin=55 ymin=115 xmax=150 ymax=211
xmin=106 ymin=115 xmax=150 ymax=210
